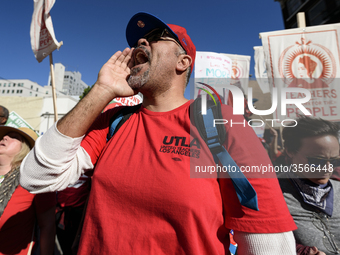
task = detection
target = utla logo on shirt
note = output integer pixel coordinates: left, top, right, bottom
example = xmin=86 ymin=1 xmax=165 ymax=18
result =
xmin=159 ymin=136 xmax=201 ymax=159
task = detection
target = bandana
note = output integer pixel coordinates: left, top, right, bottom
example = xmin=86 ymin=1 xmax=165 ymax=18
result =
xmin=288 ymin=172 xmax=334 ymax=216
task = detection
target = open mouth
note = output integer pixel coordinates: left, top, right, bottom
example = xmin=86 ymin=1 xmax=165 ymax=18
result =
xmin=133 ymin=48 xmax=149 ymax=67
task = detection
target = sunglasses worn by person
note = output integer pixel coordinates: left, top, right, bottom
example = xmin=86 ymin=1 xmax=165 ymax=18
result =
xmin=134 ymin=28 xmax=185 ymax=52
xmin=306 ymin=156 xmax=340 ymax=168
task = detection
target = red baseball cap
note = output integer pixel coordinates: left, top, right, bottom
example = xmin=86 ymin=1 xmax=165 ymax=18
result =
xmin=126 ymin=12 xmax=196 ymax=73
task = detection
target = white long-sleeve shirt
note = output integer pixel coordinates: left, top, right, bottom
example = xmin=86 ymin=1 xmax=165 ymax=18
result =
xmin=20 ymin=122 xmax=93 ymax=193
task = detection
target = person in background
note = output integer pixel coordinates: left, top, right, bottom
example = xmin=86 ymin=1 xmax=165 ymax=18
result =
xmin=269 ymin=127 xmax=284 ymax=162
xmin=0 ymin=105 xmax=9 ymax=125
xmin=0 ymin=126 xmax=56 ymax=255
xmin=279 ymin=116 xmax=340 ymax=255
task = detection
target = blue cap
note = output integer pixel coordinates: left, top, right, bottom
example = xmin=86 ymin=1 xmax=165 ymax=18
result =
xmin=126 ymin=12 xmax=178 ymax=48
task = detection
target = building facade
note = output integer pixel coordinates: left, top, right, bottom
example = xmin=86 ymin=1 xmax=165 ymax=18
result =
xmin=47 ymin=63 xmax=89 ymax=96
xmin=276 ymin=0 xmax=340 ymax=28
xmin=0 ymin=79 xmax=46 ymax=97
xmin=0 ymin=79 xmax=67 ymax=98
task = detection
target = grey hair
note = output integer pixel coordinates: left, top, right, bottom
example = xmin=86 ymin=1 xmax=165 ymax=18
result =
xmin=175 ymin=48 xmax=191 ymax=86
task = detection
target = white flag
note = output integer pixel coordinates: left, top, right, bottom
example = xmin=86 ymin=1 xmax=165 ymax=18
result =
xmin=222 ymin=53 xmax=250 ymax=95
xmin=30 ymin=0 xmax=62 ymax=63
xmin=253 ymin=46 xmax=271 ymax=94
xmin=260 ymin=23 xmax=340 ymax=123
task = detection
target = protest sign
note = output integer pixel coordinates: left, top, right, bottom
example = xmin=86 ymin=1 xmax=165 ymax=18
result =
xmin=260 ymin=23 xmax=340 ymax=124
xmin=253 ymin=46 xmax=271 ymax=94
xmin=103 ymin=94 xmax=143 ymax=112
xmin=6 ymin=111 xmax=36 ymax=131
xmin=222 ymin=53 xmax=250 ymax=95
xmin=194 ymin=51 xmax=232 ymax=104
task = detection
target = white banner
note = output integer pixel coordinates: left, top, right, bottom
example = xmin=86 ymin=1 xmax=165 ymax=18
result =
xmin=222 ymin=53 xmax=250 ymax=95
xmin=260 ymin=23 xmax=340 ymax=123
xmin=253 ymin=46 xmax=271 ymax=94
xmin=30 ymin=0 xmax=62 ymax=63
xmin=113 ymin=94 xmax=143 ymax=106
xmin=103 ymin=94 xmax=143 ymax=112
xmin=194 ymin=51 xmax=232 ymax=104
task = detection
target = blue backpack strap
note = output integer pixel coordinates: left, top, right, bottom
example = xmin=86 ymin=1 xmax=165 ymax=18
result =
xmin=203 ymin=108 xmax=259 ymax=211
xmin=106 ymin=104 xmax=142 ymax=142
xmin=107 ymin=112 xmax=124 ymax=141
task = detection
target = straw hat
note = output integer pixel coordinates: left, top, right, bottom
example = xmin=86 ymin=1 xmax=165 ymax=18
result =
xmin=0 ymin=126 xmax=38 ymax=149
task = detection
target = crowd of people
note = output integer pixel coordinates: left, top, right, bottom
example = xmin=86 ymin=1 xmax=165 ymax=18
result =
xmin=0 ymin=12 xmax=339 ymax=255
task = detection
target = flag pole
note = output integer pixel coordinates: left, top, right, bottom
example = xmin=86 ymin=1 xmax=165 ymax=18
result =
xmin=297 ymin=12 xmax=306 ymax=28
xmin=49 ymin=52 xmax=58 ymax=122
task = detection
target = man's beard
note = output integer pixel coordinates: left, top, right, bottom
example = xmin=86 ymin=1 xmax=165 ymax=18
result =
xmin=128 ymin=67 xmax=150 ymax=90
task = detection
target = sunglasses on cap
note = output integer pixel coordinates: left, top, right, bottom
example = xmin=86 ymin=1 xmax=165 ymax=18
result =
xmin=134 ymin=28 xmax=185 ymax=51
xmin=306 ymin=156 xmax=340 ymax=168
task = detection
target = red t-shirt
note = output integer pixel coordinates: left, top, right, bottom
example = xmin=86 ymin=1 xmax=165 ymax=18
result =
xmin=79 ymin=101 xmax=296 ymax=254
xmin=57 ymin=175 xmax=90 ymax=208
xmin=0 ymin=186 xmax=56 ymax=255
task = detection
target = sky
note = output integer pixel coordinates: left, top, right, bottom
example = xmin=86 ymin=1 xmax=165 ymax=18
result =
xmin=0 ymin=0 xmax=285 ymax=98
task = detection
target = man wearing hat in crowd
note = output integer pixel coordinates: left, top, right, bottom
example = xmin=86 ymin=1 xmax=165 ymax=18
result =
xmin=20 ymin=12 xmax=296 ymax=254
